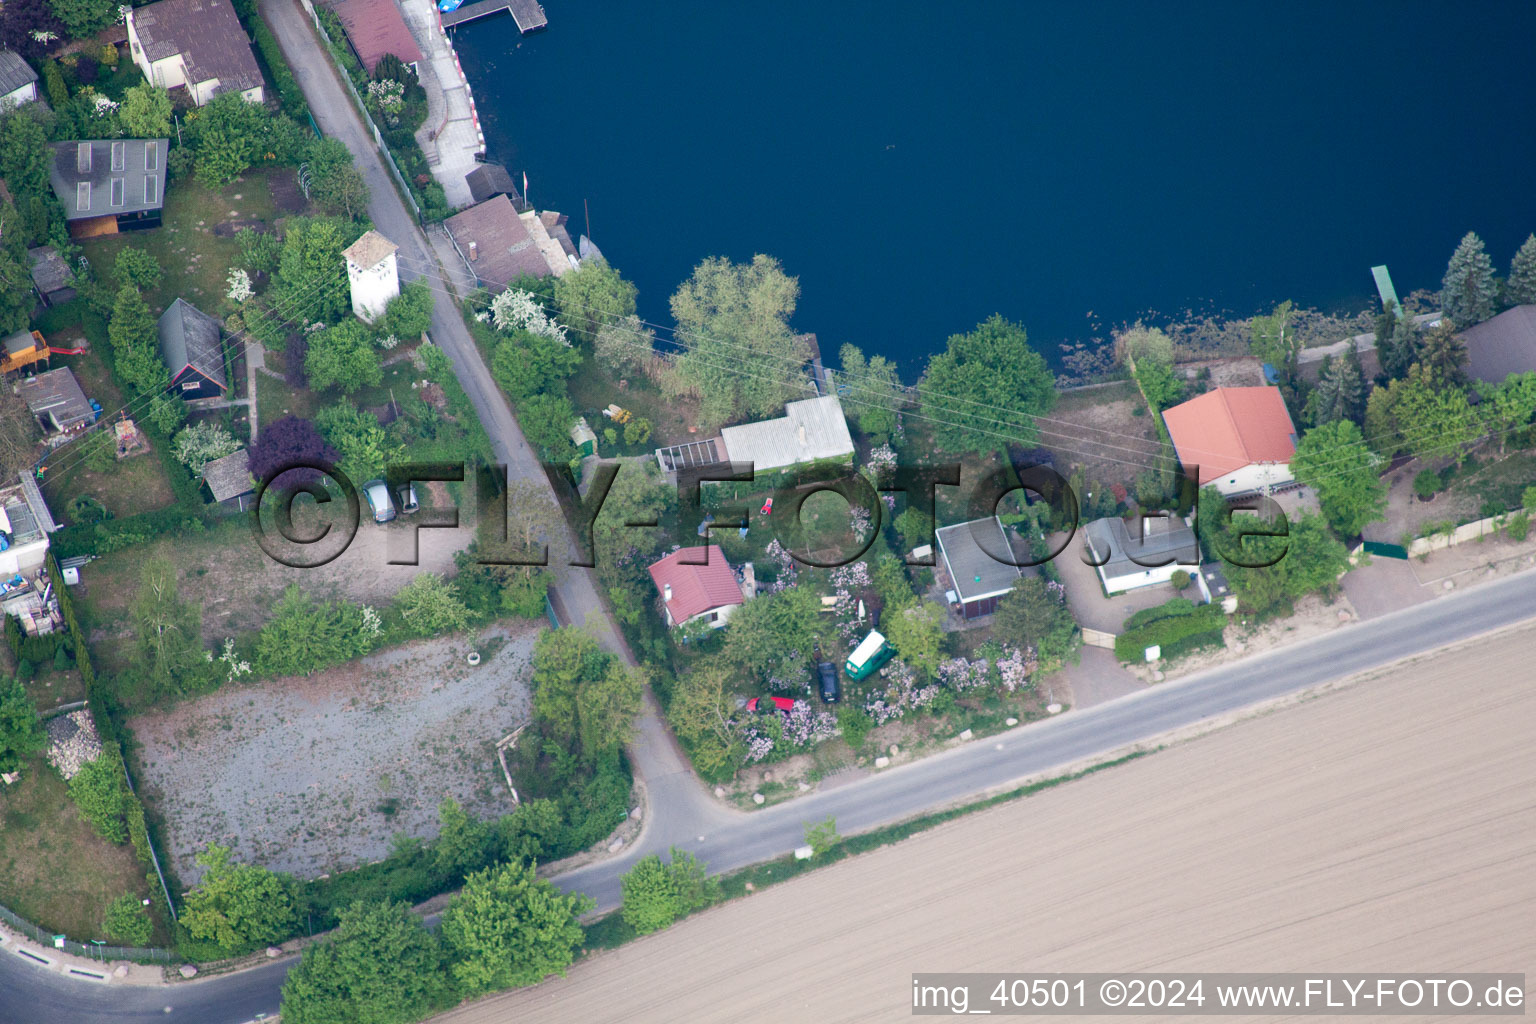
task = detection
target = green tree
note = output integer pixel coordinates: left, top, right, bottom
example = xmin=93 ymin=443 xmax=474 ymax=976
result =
xmin=46 ymin=0 xmax=116 ymax=37
xmin=920 ymin=314 xmax=1055 ymax=453
xmin=553 ymin=258 xmax=637 ymax=343
xmin=530 ymin=627 xmax=642 ymax=760
xmin=884 ymin=602 xmax=946 ymax=677
xmin=591 ymin=459 xmax=673 ymax=568
xmin=439 ymin=859 xmax=592 ymax=996
xmin=993 ymin=577 xmax=1078 ymax=667
xmin=491 ymin=329 xmax=582 ymax=401
xmin=1134 ymin=357 xmax=1183 ymax=413
xmin=1374 ymin=304 xmax=1420 ymax=382
xmin=1507 ymin=234 xmax=1536 ymax=307
xmin=432 ymin=797 xmax=494 ymax=881
xmin=255 ymin=586 xmax=377 ymax=676
xmin=1200 ymin=491 xmax=1348 ymax=618
xmin=619 ymin=848 xmax=717 ymax=935
xmin=803 ymin=816 xmax=841 ymax=857
xmin=721 ymin=585 xmax=820 ymax=685
xmin=1440 ymin=231 xmax=1497 ymax=328
xmin=1304 ymin=347 xmax=1366 ymax=425
xmin=1415 ymin=321 xmax=1469 ymax=389
xmin=665 ymin=662 xmax=744 ymax=778
xmin=306 ymin=320 xmax=382 ymax=393
xmin=103 ymin=893 xmax=153 ymax=946
xmin=188 ymin=93 xmax=267 ymax=188
xmin=280 ymin=900 xmax=448 ymax=1024
xmin=1483 ymin=371 xmax=1536 ymax=453
xmin=108 ymin=286 xmax=167 ymax=395
xmin=1368 ymin=364 xmax=1481 ymax=461
xmin=114 ymin=247 xmax=162 ymax=291
xmin=276 ymin=217 xmax=356 ymax=324
xmin=836 ymin=343 xmax=903 ymax=443
xmin=304 ymin=138 xmax=371 ymax=220
xmin=66 ymin=757 xmax=128 ymax=843
xmin=119 ymin=83 xmax=172 ymax=139
xmin=1290 ymin=420 xmax=1388 ymax=537
xmin=314 ymin=402 xmax=400 ymax=482
xmin=0 ymin=677 xmax=44 ymax=775
xmin=517 ymin=391 xmax=577 ymax=461
xmin=181 ymin=844 xmax=298 ymax=955
xmin=1116 ymin=323 xmax=1175 ymax=367
xmin=129 ymin=556 xmax=207 ymax=699
xmin=667 ymin=254 xmax=809 ymax=429
xmin=380 ymin=280 xmax=434 ymax=340
xmin=593 ymin=314 xmax=654 ymax=378
xmin=394 ymin=572 xmax=472 ymax=635
xmin=171 ymin=420 xmax=240 ymax=474
xmin=1249 ymin=301 xmax=1302 ymax=381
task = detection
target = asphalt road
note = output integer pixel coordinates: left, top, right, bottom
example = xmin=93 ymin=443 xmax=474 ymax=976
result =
xmin=6 ymin=569 xmax=1534 ymax=1022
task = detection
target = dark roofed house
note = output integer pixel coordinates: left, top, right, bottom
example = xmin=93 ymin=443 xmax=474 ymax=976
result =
xmin=464 ymin=162 xmax=521 ymax=205
xmin=935 ymin=517 xmax=1025 ymax=620
xmin=27 ymin=246 xmax=76 ymax=308
xmin=48 ymin=138 xmax=169 ymax=237
xmin=443 ymin=194 xmax=553 ymax=289
xmin=201 ymin=448 xmax=254 ymax=508
xmin=126 ymin=0 xmax=264 ymax=107
xmin=326 ymin=0 xmax=424 ymax=75
xmin=157 ymin=298 xmax=227 ymax=399
xmin=17 ymin=367 xmax=94 ymax=434
xmin=0 ymin=49 xmax=39 ymax=107
xmin=1461 ymin=305 xmax=1536 ymax=386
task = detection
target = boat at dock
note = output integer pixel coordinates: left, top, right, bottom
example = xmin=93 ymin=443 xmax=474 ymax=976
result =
xmin=578 ymin=234 xmax=605 ymax=264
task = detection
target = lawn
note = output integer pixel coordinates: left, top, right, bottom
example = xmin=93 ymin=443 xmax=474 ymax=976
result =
xmin=256 ymin=365 xmax=319 ymax=420
xmin=79 ymin=167 xmax=287 ymax=319
xmin=0 ymin=756 xmax=165 ymax=945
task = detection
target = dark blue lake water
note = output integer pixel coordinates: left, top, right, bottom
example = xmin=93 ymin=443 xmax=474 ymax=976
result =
xmin=452 ymin=1 xmax=1536 ymax=375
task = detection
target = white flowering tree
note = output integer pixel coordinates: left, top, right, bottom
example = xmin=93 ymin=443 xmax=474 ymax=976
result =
xmin=171 ymin=421 xmax=240 ymax=474
xmin=226 ymin=268 xmax=254 ymax=304
xmin=490 ymin=289 xmax=570 ymax=345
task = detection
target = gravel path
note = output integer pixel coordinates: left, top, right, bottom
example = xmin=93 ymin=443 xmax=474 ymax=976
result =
xmin=129 ymin=621 xmax=539 ymax=881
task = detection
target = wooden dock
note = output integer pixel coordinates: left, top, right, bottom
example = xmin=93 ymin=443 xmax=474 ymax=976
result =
xmin=442 ymin=0 xmax=546 ymax=31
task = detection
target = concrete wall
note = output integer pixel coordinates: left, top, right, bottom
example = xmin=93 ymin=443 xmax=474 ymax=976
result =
xmin=1406 ymin=513 xmax=1509 ymax=557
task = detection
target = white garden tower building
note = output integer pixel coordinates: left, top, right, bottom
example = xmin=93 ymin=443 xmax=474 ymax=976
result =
xmin=343 ymin=230 xmax=400 ymax=324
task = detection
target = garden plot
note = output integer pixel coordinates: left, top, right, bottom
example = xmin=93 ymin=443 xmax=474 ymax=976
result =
xmin=128 ymin=621 xmax=539 ymax=881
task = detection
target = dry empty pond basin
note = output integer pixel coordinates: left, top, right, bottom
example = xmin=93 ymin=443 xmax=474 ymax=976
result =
xmin=131 ymin=621 xmax=537 ymax=880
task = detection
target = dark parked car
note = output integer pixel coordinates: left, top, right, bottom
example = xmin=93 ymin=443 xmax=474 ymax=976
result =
xmin=816 ymin=660 xmax=840 ymax=703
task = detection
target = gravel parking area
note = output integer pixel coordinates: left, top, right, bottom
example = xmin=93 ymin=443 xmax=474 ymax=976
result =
xmin=129 ymin=621 xmax=539 ymax=881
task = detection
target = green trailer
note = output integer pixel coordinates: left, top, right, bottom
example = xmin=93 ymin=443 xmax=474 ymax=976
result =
xmin=844 ymin=629 xmax=894 ymax=681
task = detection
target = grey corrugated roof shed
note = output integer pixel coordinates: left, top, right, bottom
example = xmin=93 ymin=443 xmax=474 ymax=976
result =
xmin=1084 ymin=515 xmax=1199 ymax=583
xmin=1461 ymin=304 xmax=1536 ymax=384
xmin=27 ymin=246 xmax=73 ymax=295
xmin=202 ymin=448 xmax=253 ymax=501
xmin=0 ymin=49 xmax=38 ymax=95
xmin=17 ymin=367 xmax=93 ymax=432
xmin=157 ymin=298 xmax=227 ymax=390
xmin=49 ymin=138 xmax=169 ymax=220
xmin=718 ymin=395 xmax=855 ymax=474
xmin=936 ymin=517 xmax=1024 ymax=602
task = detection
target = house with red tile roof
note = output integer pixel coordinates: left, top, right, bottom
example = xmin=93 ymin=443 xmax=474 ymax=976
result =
xmin=1161 ymin=386 xmax=1298 ymax=496
xmin=647 ymin=545 xmax=746 ymax=630
xmin=326 ymin=0 xmax=424 ymax=76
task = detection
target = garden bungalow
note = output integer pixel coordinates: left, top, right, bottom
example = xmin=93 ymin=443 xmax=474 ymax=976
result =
xmin=1460 ymin=304 xmax=1536 ymax=386
xmin=1162 ymin=386 xmax=1297 ymax=497
xmin=0 ymin=49 xmax=39 ymax=107
xmin=125 ymin=0 xmax=264 ymax=106
xmin=201 ymin=448 xmax=254 ymax=509
xmin=648 ymin=545 xmax=746 ymax=630
xmin=27 ymin=246 xmax=76 ymax=309
xmin=935 ymin=516 xmax=1024 ymax=620
xmin=157 ymin=298 xmax=228 ymax=399
xmin=326 ymin=0 xmax=424 ymax=76
xmin=1084 ymin=514 xmax=1200 ymax=595
xmin=17 ymin=367 xmax=94 ymax=435
xmin=48 ymin=139 xmax=169 ymax=237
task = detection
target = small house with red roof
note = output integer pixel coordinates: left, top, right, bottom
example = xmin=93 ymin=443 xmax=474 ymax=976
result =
xmin=648 ymin=545 xmax=747 ymax=630
xmin=1162 ymin=386 xmax=1297 ymax=497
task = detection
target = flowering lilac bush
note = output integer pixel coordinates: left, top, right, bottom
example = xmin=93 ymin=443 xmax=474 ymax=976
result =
xmin=781 ymin=700 xmax=838 ymax=746
xmin=863 ymin=659 xmax=939 ymax=725
xmin=762 ymin=540 xmax=799 ymax=592
xmin=995 ymin=644 xmax=1036 ymax=692
xmin=867 ymin=444 xmax=898 ymax=472
xmin=936 ymin=656 xmax=991 ymax=692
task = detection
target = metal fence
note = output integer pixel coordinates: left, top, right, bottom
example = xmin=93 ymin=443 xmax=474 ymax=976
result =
xmin=300 ymin=0 xmax=423 ymax=222
xmin=0 ymin=903 xmax=173 ymax=964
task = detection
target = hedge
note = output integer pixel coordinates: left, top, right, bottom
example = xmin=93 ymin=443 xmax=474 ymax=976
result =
xmin=1115 ymin=603 xmax=1226 ymax=663
xmin=249 ymin=13 xmax=309 ymax=120
xmin=1123 ymin=597 xmax=1201 ymax=633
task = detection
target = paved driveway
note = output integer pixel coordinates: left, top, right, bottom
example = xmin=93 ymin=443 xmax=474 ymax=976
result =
xmin=1050 ymin=530 xmax=1197 ymax=634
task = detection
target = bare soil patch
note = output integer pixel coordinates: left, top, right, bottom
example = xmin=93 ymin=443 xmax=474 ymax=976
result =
xmin=438 ymin=625 xmax=1536 ymax=1024
xmin=128 ymin=621 xmax=538 ymax=881
xmin=1041 ymin=381 xmax=1161 ymax=485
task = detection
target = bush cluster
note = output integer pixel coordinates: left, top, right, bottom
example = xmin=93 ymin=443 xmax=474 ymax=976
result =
xmin=1115 ymin=600 xmax=1226 ymax=663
